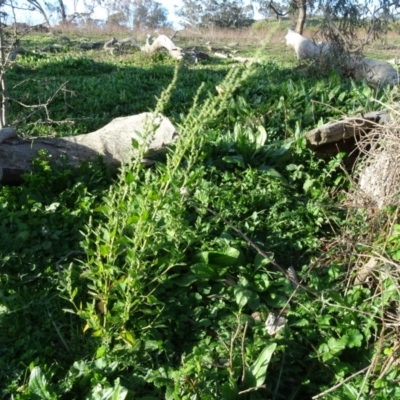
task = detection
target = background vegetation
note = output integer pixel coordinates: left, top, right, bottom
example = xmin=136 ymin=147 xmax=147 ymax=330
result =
xmin=1 ymin=21 xmax=400 ymax=399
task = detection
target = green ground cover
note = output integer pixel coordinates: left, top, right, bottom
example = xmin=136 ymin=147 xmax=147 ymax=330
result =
xmin=1 ymin=26 xmax=400 ymax=399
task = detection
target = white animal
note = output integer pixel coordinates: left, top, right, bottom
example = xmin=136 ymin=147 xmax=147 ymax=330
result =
xmin=285 ymin=29 xmax=399 ymax=87
xmin=285 ymin=29 xmax=330 ymax=60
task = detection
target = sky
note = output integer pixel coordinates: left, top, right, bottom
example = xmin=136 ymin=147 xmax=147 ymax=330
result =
xmin=5 ymin=0 xmax=181 ymax=26
xmin=161 ymin=0 xmax=184 ymax=25
xmin=6 ymin=0 xmax=260 ymax=28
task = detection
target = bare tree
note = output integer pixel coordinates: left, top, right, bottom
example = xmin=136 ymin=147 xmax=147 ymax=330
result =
xmin=319 ymin=1 xmax=400 ymax=53
xmin=107 ymin=10 xmax=127 ymax=26
xmin=176 ymin=0 xmax=254 ymax=29
xmin=175 ymin=0 xmax=205 ymax=28
xmin=25 ymin=0 xmax=52 ymax=27
xmin=253 ymin=1 xmax=313 ymax=34
xmin=0 ymin=3 xmax=13 ymax=129
xmin=131 ymin=0 xmax=170 ymax=29
xmin=0 ymin=21 xmax=8 ymax=128
xmin=57 ymin=0 xmax=67 ymax=23
xmin=66 ymin=0 xmax=102 ymax=26
xmin=295 ymin=0 xmax=307 ymax=34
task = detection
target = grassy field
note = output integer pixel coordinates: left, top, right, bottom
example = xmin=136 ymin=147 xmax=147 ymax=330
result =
xmin=1 ymin=22 xmax=400 ymax=399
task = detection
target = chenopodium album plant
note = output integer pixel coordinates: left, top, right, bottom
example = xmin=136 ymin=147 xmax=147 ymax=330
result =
xmin=59 ymin=61 xmax=284 ymax=396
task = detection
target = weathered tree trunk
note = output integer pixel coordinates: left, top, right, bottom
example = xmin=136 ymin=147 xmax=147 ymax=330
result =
xmin=304 ymin=111 xmax=391 ymax=147
xmin=58 ymin=0 xmax=68 ymax=24
xmin=0 ymin=113 xmax=176 ymax=185
xmin=0 ymin=21 xmax=8 ymax=129
xmin=27 ymin=0 xmax=52 ymax=28
xmin=304 ymin=111 xmax=391 ymax=167
xmin=295 ymin=0 xmax=307 ymax=35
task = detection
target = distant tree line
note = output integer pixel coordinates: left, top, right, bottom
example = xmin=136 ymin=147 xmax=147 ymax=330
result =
xmin=0 ymin=0 xmax=400 ymax=38
xmin=0 ymin=0 xmax=170 ymax=29
xmin=0 ymin=0 xmax=257 ymax=30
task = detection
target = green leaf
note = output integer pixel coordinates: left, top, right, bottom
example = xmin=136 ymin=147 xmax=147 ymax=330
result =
xmin=258 ymin=165 xmax=288 ymax=183
xmin=222 ymin=377 xmax=239 ymax=399
xmin=70 ymin=360 xmax=90 ymax=378
xmin=208 ymin=248 xmax=240 ymax=266
xmin=319 ymin=343 xmax=330 ymax=356
xmin=193 ymin=248 xmax=239 ymax=269
xmin=343 ymin=382 xmax=359 ymax=398
xmin=303 ymin=177 xmax=315 ymax=192
xmin=254 ymin=273 xmax=270 ymax=292
xmin=256 ymin=125 xmax=267 ymax=147
xmin=338 ymin=91 xmax=347 ymax=102
xmin=233 ymin=285 xmax=253 ymax=307
xmin=242 ymin=343 xmax=277 ymax=389
xmin=194 ymin=252 xmax=209 ymax=264
xmin=222 ymin=155 xmax=244 ymax=167
xmin=131 ymin=138 xmax=139 ymax=149
xmin=191 ymin=263 xmax=226 ymax=279
xmin=28 ymin=367 xmax=55 ymax=400
xmin=250 ymin=343 xmax=277 ymax=386
xmin=120 ymin=330 xmax=135 ymax=346
xmin=94 ymin=205 xmax=109 ymax=213
xmin=345 ymin=329 xmax=363 ymax=348
xmin=96 ymin=346 xmax=106 ymax=358
xmin=266 ymin=142 xmax=292 ymax=158
xmin=316 ymin=314 xmax=332 ymax=327
xmin=328 ymin=337 xmax=346 ymax=354
xmin=125 ymin=171 xmax=135 ymax=184
xmin=88 ymin=378 xmax=128 ymax=400
xmin=254 ymin=252 xmax=272 ymax=270
xmin=45 ymin=202 xmax=60 ymax=212
xmin=173 ymin=273 xmax=198 ymax=286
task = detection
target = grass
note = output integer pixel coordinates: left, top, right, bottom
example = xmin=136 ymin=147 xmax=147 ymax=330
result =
xmin=1 ymin=22 xmax=400 ymax=399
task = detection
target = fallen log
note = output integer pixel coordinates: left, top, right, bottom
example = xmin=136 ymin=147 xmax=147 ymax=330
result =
xmin=103 ymin=34 xmax=184 ymax=59
xmin=304 ymin=111 xmax=391 ymax=147
xmin=0 ymin=113 xmax=177 ymax=185
xmin=141 ymin=34 xmax=184 ymax=60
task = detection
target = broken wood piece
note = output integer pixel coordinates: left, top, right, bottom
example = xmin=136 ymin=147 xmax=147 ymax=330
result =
xmin=354 ymin=257 xmax=379 ymax=284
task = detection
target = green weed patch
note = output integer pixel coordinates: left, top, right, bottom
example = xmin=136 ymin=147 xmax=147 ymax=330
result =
xmin=1 ymin=33 xmax=399 ymax=399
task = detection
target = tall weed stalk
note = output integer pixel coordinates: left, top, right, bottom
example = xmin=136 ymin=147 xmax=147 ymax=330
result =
xmin=61 ymin=62 xmax=261 ymax=364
